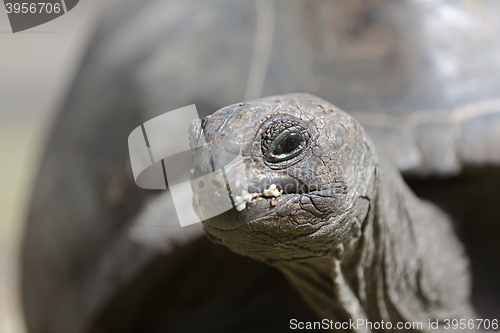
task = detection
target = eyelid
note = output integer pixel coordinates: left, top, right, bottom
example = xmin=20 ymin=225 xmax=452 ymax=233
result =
xmin=259 ymin=114 xmax=311 ymax=167
xmin=265 ymin=128 xmax=307 ymax=162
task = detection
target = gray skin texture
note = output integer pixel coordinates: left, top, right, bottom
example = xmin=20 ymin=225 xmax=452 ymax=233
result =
xmin=21 ymin=1 xmax=500 ymax=331
xmin=191 ymin=93 xmax=475 ymax=332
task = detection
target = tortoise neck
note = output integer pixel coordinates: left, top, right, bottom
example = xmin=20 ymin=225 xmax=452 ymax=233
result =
xmin=275 ymin=159 xmax=474 ymax=329
xmin=363 ymin=159 xmax=474 ymax=326
xmin=276 ymin=256 xmax=353 ymax=323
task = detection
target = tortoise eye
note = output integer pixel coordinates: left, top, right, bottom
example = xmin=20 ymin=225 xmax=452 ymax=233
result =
xmin=265 ymin=127 xmax=307 ymax=163
xmin=286 ymin=138 xmax=298 ymax=150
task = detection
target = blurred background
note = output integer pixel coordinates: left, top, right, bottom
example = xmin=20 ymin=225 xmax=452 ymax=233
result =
xmin=0 ymin=2 xmax=100 ymax=331
xmin=1 ymin=1 xmax=500 ymax=332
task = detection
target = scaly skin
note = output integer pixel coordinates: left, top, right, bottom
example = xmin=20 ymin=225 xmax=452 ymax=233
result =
xmin=190 ymin=93 xmax=475 ymax=332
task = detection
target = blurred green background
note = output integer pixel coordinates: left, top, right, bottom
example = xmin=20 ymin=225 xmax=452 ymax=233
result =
xmin=0 ymin=3 xmax=99 ymax=331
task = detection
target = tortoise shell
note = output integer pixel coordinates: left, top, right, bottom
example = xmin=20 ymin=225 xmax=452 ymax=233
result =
xmin=21 ymin=0 xmax=500 ymax=332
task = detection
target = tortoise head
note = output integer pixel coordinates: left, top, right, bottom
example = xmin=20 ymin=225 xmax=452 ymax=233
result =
xmin=190 ymin=93 xmax=378 ymax=264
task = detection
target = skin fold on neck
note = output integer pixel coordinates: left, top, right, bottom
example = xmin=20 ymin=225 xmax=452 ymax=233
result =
xmin=273 ymin=159 xmax=475 ymax=332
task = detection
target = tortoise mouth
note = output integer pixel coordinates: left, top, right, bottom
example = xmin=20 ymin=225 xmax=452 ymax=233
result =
xmin=201 ymin=193 xmax=292 ymax=231
xmin=201 ymin=188 xmax=354 ymax=262
xmin=202 ymin=184 xmax=348 ymax=231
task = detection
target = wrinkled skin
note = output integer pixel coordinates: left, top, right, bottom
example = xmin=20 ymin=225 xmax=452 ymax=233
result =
xmin=190 ymin=93 xmax=475 ymax=332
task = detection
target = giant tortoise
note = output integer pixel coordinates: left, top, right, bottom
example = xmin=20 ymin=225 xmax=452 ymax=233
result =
xmin=21 ymin=0 xmax=500 ymax=332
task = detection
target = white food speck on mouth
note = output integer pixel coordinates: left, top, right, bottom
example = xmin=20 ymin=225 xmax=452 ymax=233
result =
xmin=234 ymin=190 xmax=260 ymax=211
xmin=262 ymin=184 xmax=283 ymax=198
xmin=233 ymin=184 xmax=283 ymax=211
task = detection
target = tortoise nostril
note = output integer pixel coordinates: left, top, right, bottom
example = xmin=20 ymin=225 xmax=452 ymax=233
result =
xmin=198 ymin=180 xmax=205 ymax=189
xmin=211 ymin=179 xmax=224 ymax=188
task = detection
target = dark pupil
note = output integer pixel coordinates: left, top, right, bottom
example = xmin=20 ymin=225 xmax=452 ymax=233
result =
xmin=273 ymin=136 xmax=300 ymax=156
xmin=287 ymin=138 xmax=298 ymax=150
